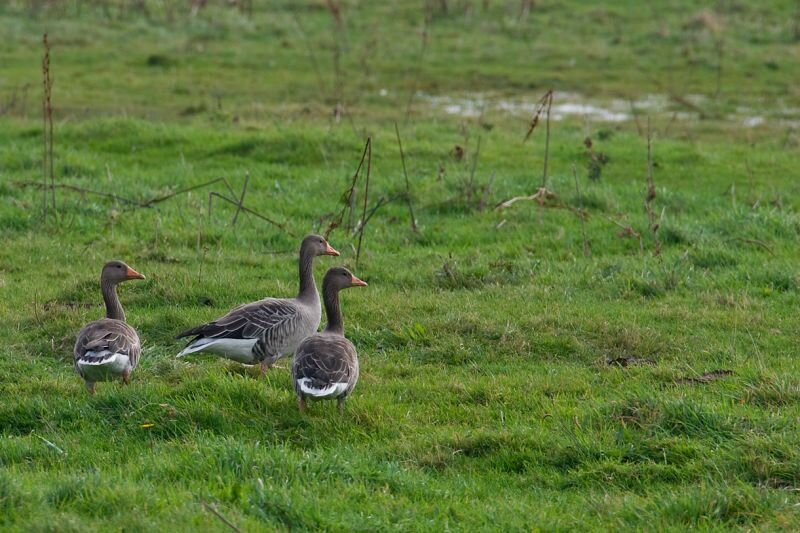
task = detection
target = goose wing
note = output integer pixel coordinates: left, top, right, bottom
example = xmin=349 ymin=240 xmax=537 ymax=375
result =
xmin=178 ymin=298 xmax=301 ymax=343
xmin=74 ymin=318 xmax=141 ymax=369
xmin=292 ymin=334 xmax=358 ymax=396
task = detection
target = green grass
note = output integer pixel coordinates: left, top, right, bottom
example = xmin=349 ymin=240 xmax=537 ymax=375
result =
xmin=1 ymin=0 xmax=800 ymax=530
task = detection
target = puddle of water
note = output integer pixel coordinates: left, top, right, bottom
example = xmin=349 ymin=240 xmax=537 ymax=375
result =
xmin=414 ymin=91 xmax=795 ymax=129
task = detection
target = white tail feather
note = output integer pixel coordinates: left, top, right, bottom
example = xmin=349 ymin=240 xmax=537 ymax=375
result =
xmin=297 ymin=378 xmax=348 ymax=398
xmin=76 ymin=351 xmax=131 ymax=381
xmin=177 ymin=337 xmax=257 ymax=364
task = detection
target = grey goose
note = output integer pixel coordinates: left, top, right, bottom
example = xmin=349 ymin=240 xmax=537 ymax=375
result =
xmin=74 ymin=260 xmax=145 ymax=395
xmin=176 ymin=235 xmax=339 ymax=374
xmin=292 ymin=267 xmax=367 ymax=413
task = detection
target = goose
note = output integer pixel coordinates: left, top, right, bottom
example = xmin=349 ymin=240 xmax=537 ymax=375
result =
xmin=74 ymin=260 xmax=145 ymax=395
xmin=176 ymin=234 xmax=339 ymax=374
xmin=292 ymin=267 xmax=367 ymax=413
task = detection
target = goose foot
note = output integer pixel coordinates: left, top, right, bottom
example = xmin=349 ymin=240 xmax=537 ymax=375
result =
xmin=85 ymin=381 xmax=96 ymax=396
xmin=298 ymin=396 xmax=307 ymax=413
xmin=122 ymin=370 xmax=131 ymax=385
xmin=337 ymin=398 xmax=345 ymax=413
xmin=259 ymin=360 xmax=271 ymax=377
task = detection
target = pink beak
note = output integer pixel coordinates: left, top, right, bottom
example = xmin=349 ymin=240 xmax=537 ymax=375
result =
xmin=325 ymin=243 xmax=340 ymax=256
xmin=351 ymin=275 xmax=368 ymax=287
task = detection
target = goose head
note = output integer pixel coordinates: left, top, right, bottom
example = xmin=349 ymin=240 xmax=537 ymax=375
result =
xmin=301 ymin=234 xmax=340 ymax=257
xmin=324 ymin=267 xmax=367 ymax=291
xmin=101 ymin=260 xmax=145 ymax=285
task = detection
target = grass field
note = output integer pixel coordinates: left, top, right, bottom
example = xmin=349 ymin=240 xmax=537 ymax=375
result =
xmin=1 ymin=1 xmax=800 ymax=530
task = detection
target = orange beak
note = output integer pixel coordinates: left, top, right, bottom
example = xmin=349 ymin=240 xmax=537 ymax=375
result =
xmin=325 ymin=243 xmax=340 ymax=256
xmin=126 ymin=267 xmax=145 ymax=280
xmin=350 ymin=275 xmax=368 ymax=287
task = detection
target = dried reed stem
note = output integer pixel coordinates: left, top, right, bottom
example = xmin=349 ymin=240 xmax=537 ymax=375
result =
xmin=200 ymin=500 xmax=241 ymax=533
xmin=231 ymin=172 xmax=249 ymax=226
xmin=644 ymin=119 xmax=661 ymax=256
xmin=355 ymin=137 xmax=372 ymax=269
xmin=41 ymin=33 xmax=55 ymax=220
xmin=523 ymin=89 xmax=553 ymax=188
xmin=404 ymin=14 xmax=430 ymax=122
xmin=394 ymin=122 xmax=418 ymax=231
xmin=467 ymin=135 xmax=482 ymax=204
xmin=572 ymin=164 xmax=589 ymax=257
xmin=324 ymin=137 xmax=370 ymax=239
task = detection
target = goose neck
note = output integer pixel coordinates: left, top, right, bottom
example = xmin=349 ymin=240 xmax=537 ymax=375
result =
xmin=322 ymin=283 xmax=344 ymax=335
xmin=101 ymin=279 xmax=125 ymax=321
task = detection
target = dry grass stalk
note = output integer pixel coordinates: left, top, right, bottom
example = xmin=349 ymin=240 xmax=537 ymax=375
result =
xmin=324 ymin=0 xmax=345 ymax=106
xmin=205 ymin=176 xmax=289 ymax=234
xmin=324 ymin=137 xmax=370 ymax=239
xmin=15 ymin=181 xmax=141 ymax=207
xmin=628 ymin=98 xmax=643 ymax=136
xmin=404 ymin=11 xmax=430 ymax=122
xmin=584 ymin=136 xmax=609 ymax=181
xmin=291 ymin=12 xmax=327 ymax=92
xmin=394 ymin=122 xmax=418 ymax=232
xmin=41 ymin=33 xmax=55 ymax=220
xmin=231 ymin=172 xmax=249 ymax=226
xmin=523 ymin=89 xmax=553 ymax=188
xmin=572 ymin=164 xmax=589 ymax=257
xmin=355 ymin=137 xmax=373 ymax=269
xmin=601 ymin=214 xmax=644 ymax=252
xmin=477 ymin=171 xmax=495 ymax=212
xmin=466 ymin=135 xmax=482 ymax=204
xmin=644 ymin=121 xmax=661 ymax=256
xmin=200 ymin=500 xmax=241 ymax=533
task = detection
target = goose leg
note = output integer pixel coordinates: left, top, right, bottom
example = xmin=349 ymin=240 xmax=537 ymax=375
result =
xmin=85 ymin=381 xmax=96 ymax=396
xmin=259 ymin=359 xmax=271 ymax=377
xmin=122 ymin=369 xmax=131 ymax=385
xmin=337 ymin=397 xmax=346 ymax=413
xmin=298 ymin=396 xmax=307 ymax=413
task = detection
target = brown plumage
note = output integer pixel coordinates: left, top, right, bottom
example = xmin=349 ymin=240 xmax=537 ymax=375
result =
xmin=292 ymin=267 xmax=367 ymax=413
xmin=73 ymin=260 xmax=145 ymax=395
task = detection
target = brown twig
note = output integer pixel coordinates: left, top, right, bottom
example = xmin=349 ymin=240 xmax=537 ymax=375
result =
xmin=322 ymin=0 xmax=349 ymax=119
xmin=14 ymin=181 xmax=143 ymax=206
xmin=466 ymin=135 xmax=482 ymax=204
xmin=42 ymin=33 xmax=54 ymax=220
xmin=394 ymin=122 xmax=418 ymax=232
xmin=644 ymin=119 xmax=661 ymax=256
xmin=628 ymin=97 xmax=643 ymax=137
xmin=523 ymin=89 xmax=553 ymax=188
xmin=477 ymin=171 xmax=495 ymax=212
xmin=325 ymin=137 xmax=370 ymax=239
xmin=600 ymin=214 xmax=644 ymax=252
xmin=208 ymin=192 xmax=290 ymax=234
xmin=141 ymin=177 xmax=235 ymax=207
xmin=200 ymin=500 xmax=241 ymax=533
xmin=355 ymin=137 xmax=372 ymax=269
xmin=231 ymin=172 xmax=249 ymax=226
xmin=291 ymin=11 xmax=327 ymax=93
xmin=732 ymin=237 xmax=774 ymax=255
